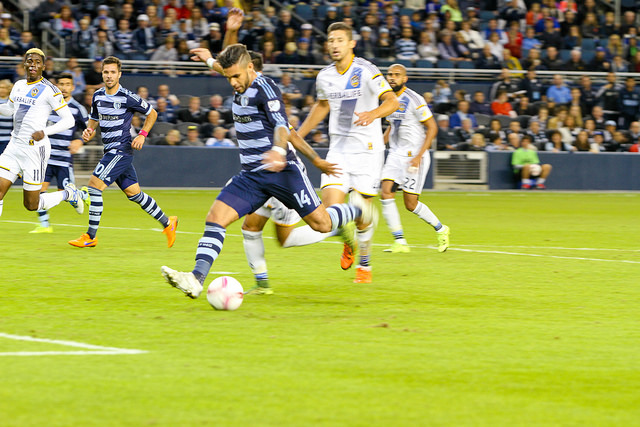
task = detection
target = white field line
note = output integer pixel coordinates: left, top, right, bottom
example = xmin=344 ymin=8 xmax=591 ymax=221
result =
xmin=0 ymin=332 xmax=147 ymax=357
xmin=3 ymin=220 xmax=639 ymax=265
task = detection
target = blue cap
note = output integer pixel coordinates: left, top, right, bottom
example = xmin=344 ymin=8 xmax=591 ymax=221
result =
xmin=298 ymin=37 xmax=309 ymax=43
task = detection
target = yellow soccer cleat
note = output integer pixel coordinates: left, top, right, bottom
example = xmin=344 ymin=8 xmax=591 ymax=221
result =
xmin=437 ymin=225 xmax=450 ymax=253
xmin=162 ymin=216 xmax=179 ymax=248
xmin=383 ymin=241 xmax=411 ymax=253
xmin=29 ymin=225 xmax=53 ymax=234
xmin=68 ymin=233 xmax=98 ymax=248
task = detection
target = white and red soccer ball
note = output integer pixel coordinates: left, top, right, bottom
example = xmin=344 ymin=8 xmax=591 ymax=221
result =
xmin=206 ymin=276 xmax=244 ymax=311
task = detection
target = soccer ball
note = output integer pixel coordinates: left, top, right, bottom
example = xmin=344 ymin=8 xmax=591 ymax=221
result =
xmin=206 ymin=276 xmax=244 ymax=311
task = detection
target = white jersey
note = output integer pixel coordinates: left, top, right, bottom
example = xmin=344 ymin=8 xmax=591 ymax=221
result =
xmin=386 ymin=87 xmax=433 ymax=158
xmin=8 ymin=77 xmax=67 ymax=146
xmin=316 ymin=56 xmax=392 ymax=154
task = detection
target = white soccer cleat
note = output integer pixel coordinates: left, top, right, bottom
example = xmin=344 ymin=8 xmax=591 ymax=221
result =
xmin=349 ymin=190 xmax=379 ymax=227
xmin=64 ymin=183 xmax=84 ymax=214
xmin=161 ymin=265 xmax=203 ymax=299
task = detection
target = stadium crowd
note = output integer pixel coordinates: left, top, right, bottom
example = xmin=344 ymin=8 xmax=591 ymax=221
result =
xmin=1 ymin=0 xmax=640 ymax=152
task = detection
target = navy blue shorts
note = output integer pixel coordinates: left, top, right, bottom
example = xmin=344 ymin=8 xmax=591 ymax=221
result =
xmin=44 ymin=164 xmax=74 ymax=189
xmin=93 ymin=150 xmax=138 ymax=190
xmin=218 ymin=161 xmax=321 ymax=219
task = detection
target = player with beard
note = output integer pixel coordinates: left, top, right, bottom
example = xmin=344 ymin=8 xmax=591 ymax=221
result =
xmin=380 ymin=64 xmax=449 ymax=253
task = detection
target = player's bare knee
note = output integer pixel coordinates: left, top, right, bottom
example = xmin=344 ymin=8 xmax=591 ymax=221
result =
xmin=24 ymin=200 xmax=39 ymax=211
xmin=404 ymin=199 xmax=418 ymax=211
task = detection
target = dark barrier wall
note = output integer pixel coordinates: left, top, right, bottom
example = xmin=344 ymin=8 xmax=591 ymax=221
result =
xmin=134 ymin=146 xmax=434 ymax=189
xmin=488 ymin=152 xmax=640 ymax=190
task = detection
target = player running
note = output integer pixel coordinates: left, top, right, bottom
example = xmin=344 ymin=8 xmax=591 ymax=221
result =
xmin=68 ymin=56 xmax=177 ymax=248
xmin=31 ymin=73 xmax=90 ymax=234
xmin=296 ymin=22 xmax=400 ymax=283
xmin=0 ymin=48 xmax=86 ymax=219
xmin=380 ymin=64 xmax=449 ymax=253
xmin=161 ymin=44 xmax=375 ymax=299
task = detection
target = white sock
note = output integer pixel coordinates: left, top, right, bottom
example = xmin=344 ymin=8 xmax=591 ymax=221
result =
xmin=282 ymin=225 xmax=336 ymax=248
xmin=381 ymin=198 xmax=407 ymax=243
xmin=0 ymin=199 xmax=3 ymax=217
xmin=536 ymin=177 xmax=546 ymax=184
xmin=38 ymin=190 xmax=67 ymax=211
xmin=242 ymin=230 xmax=267 ymax=279
xmin=412 ymin=201 xmax=441 ymax=230
xmin=357 ymin=224 xmax=374 ymax=267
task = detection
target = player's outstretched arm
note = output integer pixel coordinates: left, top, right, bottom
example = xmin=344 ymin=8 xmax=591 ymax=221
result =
xmin=83 ymin=119 xmax=99 ymax=142
xmin=190 ymin=47 xmax=224 ymax=74
xmin=297 ymin=100 xmax=330 ymax=139
xmin=132 ymin=108 xmax=157 ymax=150
xmin=288 ymin=128 xmax=341 ymax=177
xmin=354 ymin=91 xmax=399 ymax=127
xmin=223 ymin=8 xmax=244 ymax=48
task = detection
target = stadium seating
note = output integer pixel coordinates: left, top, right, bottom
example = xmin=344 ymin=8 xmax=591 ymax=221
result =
xmin=475 ymin=113 xmax=492 ymax=128
xmin=436 ymin=59 xmax=454 ymax=69
xmin=457 ymin=61 xmax=475 ymax=69
xmin=151 ymin=121 xmax=175 ymax=137
xmin=493 ymin=115 xmax=512 ymax=128
xmin=177 ymin=122 xmax=199 ymax=135
xmin=416 ymin=59 xmax=435 ymax=69
xmin=581 ymin=38 xmax=597 ymax=51
xmin=559 ymin=49 xmax=572 ymax=62
xmin=396 ymin=59 xmax=414 ymax=68
xmin=294 ymin=4 xmax=314 ymax=21
xmin=518 ymin=115 xmax=532 ymax=128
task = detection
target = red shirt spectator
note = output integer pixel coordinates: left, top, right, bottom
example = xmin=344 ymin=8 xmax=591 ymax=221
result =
xmin=491 ymin=92 xmax=514 ymax=116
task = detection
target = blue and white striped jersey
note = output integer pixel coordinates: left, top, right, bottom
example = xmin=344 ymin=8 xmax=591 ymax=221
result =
xmin=232 ymin=74 xmax=291 ymax=172
xmin=47 ymin=98 xmax=89 ymax=167
xmin=90 ymin=85 xmax=152 ymax=154
xmin=0 ymin=97 xmax=11 ymax=151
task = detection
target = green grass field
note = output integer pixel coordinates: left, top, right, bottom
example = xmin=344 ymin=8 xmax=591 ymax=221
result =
xmin=1 ymin=189 xmax=639 ymax=426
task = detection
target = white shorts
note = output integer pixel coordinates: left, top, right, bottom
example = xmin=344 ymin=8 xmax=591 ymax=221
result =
xmin=320 ymin=150 xmax=384 ymax=196
xmin=381 ymin=152 xmax=430 ymax=195
xmin=0 ymin=141 xmax=50 ymax=191
xmin=254 ymin=197 xmax=301 ymax=226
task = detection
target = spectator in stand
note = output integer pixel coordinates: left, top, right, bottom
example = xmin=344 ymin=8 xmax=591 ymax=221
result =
xmin=560 ymin=9 xmax=579 ymax=36
xmin=506 ymin=132 xmax=521 ymax=150
xmin=611 ymin=55 xmax=629 ymax=73
xmin=205 ymin=127 xmax=235 ymax=147
xmin=601 ymin=12 xmax=620 ymax=39
xmin=542 ymin=46 xmax=564 ymax=70
xmin=578 ymin=75 xmax=598 ymax=113
xmin=276 ymin=42 xmax=300 ymax=65
xmin=203 ymin=22 xmax=222 ymax=52
xmin=603 ymin=120 xmax=617 ymax=144
xmin=563 ymin=48 xmax=587 ymax=72
xmin=182 ymin=125 xmax=205 ymax=146
xmin=277 ymin=73 xmax=302 ymax=106
xmin=155 ymin=97 xmax=176 ymax=124
xmin=587 ymin=106 xmax=607 ymax=129
xmin=486 ymin=118 xmax=506 ymax=140
xmin=485 ymin=134 xmax=512 ymax=151
xmin=89 ymin=30 xmax=115 ymax=60
xmin=515 ymin=96 xmax=537 ymax=116
xmin=458 ymin=20 xmax=484 ymax=55
xmin=534 ymin=8 xmax=559 ymax=34
xmin=562 ymin=25 xmax=582 ymax=50
xmin=522 ymin=26 xmax=541 ymax=52
xmin=278 ymin=26 xmax=298 ymax=52
xmin=33 ymin=0 xmax=61 ymax=32
xmin=135 ymin=86 xmax=156 ymax=110
xmin=485 ymin=32 xmax=505 ymax=62
xmin=455 ymin=118 xmax=474 ymax=146
xmin=376 ymin=28 xmax=394 ymax=60
xmin=512 ymin=134 xmax=552 ymax=189
xmin=441 ymin=0 xmax=463 ymax=24
xmin=0 ymin=27 xmax=17 ymax=56
xmin=52 ymin=5 xmax=78 ymax=41
xmin=114 ymin=19 xmax=135 ymax=59
xmin=151 ymin=36 xmax=178 ymax=62
xmin=531 ymin=106 xmax=549 ymax=130
xmin=16 ymin=31 xmax=36 ymax=53
xmin=581 ymin=12 xmax=600 ymax=40
xmin=469 ymin=90 xmax=492 ymax=116
xmin=596 ymin=72 xmax=622 ymax=118
xmin=476 ymin=44 xmax=501 ymax=69
xmin=504 ymin=22 xmax=522 ymax=59
xmin=573 ymin=130 xmax=593 ymax=152
xmin=199 ymin=110 xmax=222 ymax=139
xmin=92 ymin=5 xmax=116 ymax=31
xmin=152 ymin=129 xmax=182 ymax=146
xmin=396 ymin=26 xmax=420 ymax=62
xmin=545 ymin=130 xmax=575 ymax=152
xmin=416 ymin=31 xmax=439 ymax=63
xmin=506 ymin=119 xmax=524 ymax=137
xmin=436 ymin=115 xmax=459 ymax=150
xmin=438 ymin=30 xmax=470 ymax=63
xmin=63 ymin=57 xmax=86 ymax=96
xmin=492 ymin=91 xmax=515 ymax=117
xmin=323 ymin=7 xmax=340 ymax=31
xmin=559 ymin=115 xmax=579 ymax=144
xmin=70 ymin=17 xmax=93 ymax=58
xmin=547 ymin=106 xmax=568 ymax=130
xmin=499 ymin=0 xmax=526 ymax=27
xmin=84 ymin=58 xmax=105 ymax=91
xmin=502 ymin=48 xmax=522 ymax=71
xmin=546 ymin=74 xmax=572 ymax=105
xmin=526 ymin=2 xmax=543 ymax=27
xmin=619 ymin=76 xmax=640 ymax=128
xmin=433 ymin=79 xmax=452 ymax=109
xmin=490 ymin=68 xmax=521 ymax=101
xmin=483 ymin=19 xmax=508 ymax=45
xmin=261 ymin=40 xmax=277 ymax=65
xmin=178 ymin=96 xmax=206 ymax=124
xmin=449 ymin=100 xmax=477 ymax=128
xmin=132 ymin=14 xmax=156 ymax=60
xmin=0 ymin=13 xmax=18 ymax=43
xmin=538 ymin=17 xmax=563 ymax=49
xmin=521 ymin=48 xmax=544 ymax=71
xmin=629 ymin=121 xmax=640 ymax=140
xmin=355 ymin=27 xmax=376 ymax=59
xmin=208 ymin=94 xmax=231 ymax=124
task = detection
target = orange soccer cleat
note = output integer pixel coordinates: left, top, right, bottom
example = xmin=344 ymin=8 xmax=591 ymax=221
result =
xmin=353 ymin=266 xmax=372 ymax=284
xmin=68 ymin=233 xmax=97 ymax=248
xmin=162 ymin=216 xmax=178 ymax=248
xmin=341 ymin=242 xmax=355 ymax=270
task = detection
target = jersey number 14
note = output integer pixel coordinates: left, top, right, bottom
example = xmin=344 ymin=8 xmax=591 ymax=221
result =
xmin=293 ymin=190 xmax=312 ymax=208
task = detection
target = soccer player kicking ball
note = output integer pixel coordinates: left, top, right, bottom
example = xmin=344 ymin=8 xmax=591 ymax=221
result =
xmin=68 ymin=56 xmax=177 ymax=248
xmin=380 ymin=64 xmax=449 ymax=253
xmin=0 ymin=48 xmax=86 ymax=219
xmin=161 ymin=44 xmax=375 ymax=299
xmin=31 ymin=73 xmax=90 ymax=234
xmin=296 ymin=22 xmax=400 ymax=283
